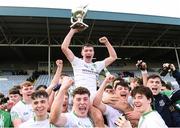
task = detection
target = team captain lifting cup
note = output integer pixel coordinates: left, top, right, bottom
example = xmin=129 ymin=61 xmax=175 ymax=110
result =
xmin=70 ymin=5 xmax=88 ymax=30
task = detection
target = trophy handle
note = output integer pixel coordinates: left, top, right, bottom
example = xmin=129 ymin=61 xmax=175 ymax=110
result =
xmin=70 ymin=17 xmax=74 ymax=24
xmin=70 ymin=21 xmax=88 ymax=30
xmin=83 ymin=5 xmax=88 ymax=14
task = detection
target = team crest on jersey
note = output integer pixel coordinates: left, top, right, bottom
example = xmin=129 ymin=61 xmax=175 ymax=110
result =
xmin=23 ymin=112 xmax=29 ymax=115
xmin=84 ymin=64 xmax=89 ymax=69
xmin=159 ymin=100 xmax=165 ymax=106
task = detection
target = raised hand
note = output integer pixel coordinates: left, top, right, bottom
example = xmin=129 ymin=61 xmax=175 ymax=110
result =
xmin=99 ymin=36 xmax=109 ymax=44
xmin=61 ymin=76 xmax=74 ymax=90
xmin=163 ymin=63 xmax=175 ymax=71
xmin=56 ymin=59 xmax=63 ymax=67
xmin=169 ymin=63 xmax=176 ymax=71
xmin=104 ymin=74 xmax=115 ymax=84
xmin=136 ymin=60 xmax=147 ymax=70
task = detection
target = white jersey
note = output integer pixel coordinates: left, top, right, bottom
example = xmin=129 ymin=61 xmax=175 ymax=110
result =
xmin=71 ymin=57 xmax=105 ymax=98
xmin=10 ymin=100 xmax=33 ymax=122
xmin=138 ymin=110 xmax=168 ymax=128
xmin=104 ymin=104 xmax=123 ymax=127
xmin=19 ymin=117 xmax=55 ymax=128
xmin=64 ymin=111 xmax=93 ymax=128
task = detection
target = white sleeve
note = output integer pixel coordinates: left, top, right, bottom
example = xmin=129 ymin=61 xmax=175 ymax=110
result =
xmin=10 ymin=106 xmax=21 ymax=121
xmin=141 ymin=113 xmax=168 ymax=128
xmin=104 ymin=104 xmax=112 ymax=115
xmin=64 ymin=113 xmax=76 ymax=127
xmin=147 ymin=118 xmax=168 ymax=128
xmin=94 ymin=60 xmax=105 ymax=73
xmin=71 ymin=56 xmax=82 ymax=66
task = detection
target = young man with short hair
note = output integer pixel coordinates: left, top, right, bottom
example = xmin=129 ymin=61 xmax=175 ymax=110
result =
xmin=61 ymin=28 xmax=117 ymax=127
xmin=146 ymin=74 xmax=180 ymax=127
xmin=50 ymin=76 xmax=93 ymax=127
xmin=93 ymin=75 xmax=133 ymax=127
xmin=10 ymin=81 xmax=34 ymax=127
xmin=8 ymin=87 xmax=22 ymax=105
xmin=115 ymin=86 xmax=168 ymax=128
xmin=140 ymin=61 xmax=180 ymax=127
xmin=19 ymin=90 xmax=55 ymax=128
xmin=61 ymin=28 xmax=117 ymax=98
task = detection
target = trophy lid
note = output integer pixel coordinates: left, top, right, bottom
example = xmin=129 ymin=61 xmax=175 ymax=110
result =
xmin=71 ymin=5 xmax=88 ymax=14
xmin=71 ymin=5 xmax=88 ymax=19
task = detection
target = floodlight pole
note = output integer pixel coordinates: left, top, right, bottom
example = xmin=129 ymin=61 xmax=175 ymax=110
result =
xmin=48 ymin=46 xmax=51 ymax=80
xmin=47 ymin=18 xmax=51 ymax=83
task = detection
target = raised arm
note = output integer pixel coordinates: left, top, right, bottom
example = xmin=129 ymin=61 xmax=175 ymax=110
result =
xmin=99 ymin=37 xmax=117 ymax=67
xmin=50 ymin=76 xmax=74 ymax=127
xmin=136 ymin=60 xmax=148 ymax=86
xmin=93 ymin=75 xmax=114 ymax=113
xmin=168 ymin=63 xmax=180 ymax=86
xmin=61 ymin=28 xmax=79 ymax=62
xmin=46 ymin=59 xmax=63 ymax=95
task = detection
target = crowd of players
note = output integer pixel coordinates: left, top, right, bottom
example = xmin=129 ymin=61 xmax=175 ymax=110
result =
xmin=0 ymin=28 xmax=180 ymax=128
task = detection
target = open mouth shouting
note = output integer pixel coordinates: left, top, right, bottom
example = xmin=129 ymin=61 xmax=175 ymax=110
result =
xmin=151 ymin=87 xmax=159 ymax=95
xmin=120 ymin=94 xmax=127 ymax=100
xmin=86 ymin=55 xmax=91 ymax=59
xmin=78 ymin=105 xmax=87 ymax=113
xmin=27 ymin=93 xmax=32 ymax=97
xmin=63 ymin=103 xmax=67 ymax=107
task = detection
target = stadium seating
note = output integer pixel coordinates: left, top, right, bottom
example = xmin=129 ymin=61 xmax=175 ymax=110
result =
xmin=33 ymin=75 xmax=53 ymax=87
xmin=0 ymin=75 xmax=30 ymax=95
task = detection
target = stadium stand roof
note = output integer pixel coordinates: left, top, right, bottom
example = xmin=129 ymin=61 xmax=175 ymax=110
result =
xmin=0 ymin=6 xmax=180 ymax=62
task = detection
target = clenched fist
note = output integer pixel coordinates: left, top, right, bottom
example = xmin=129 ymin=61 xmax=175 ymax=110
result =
xmin=99 ymin=36 xmax=109 ymax=44
xmin=56 ymin=59 xmax=63 ymax=67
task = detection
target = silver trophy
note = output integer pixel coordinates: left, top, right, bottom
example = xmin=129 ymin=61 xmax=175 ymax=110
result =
xmin=70 ymin=5 xmax=88 ymax=30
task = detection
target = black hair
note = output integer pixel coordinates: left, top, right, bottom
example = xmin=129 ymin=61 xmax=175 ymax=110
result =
xmin=35 ymin=85 xmax=47 ymax=91
xmin=0 ymin=97 xmax=9 ymax=105
xmin=0 ymin=92 xmax=4 ymax=99
xmin=147 ymin=74 xmax=162 ymax=82
xmin=104 ymin=84 xmax=113 ymax=90
xmin=112 ymin=77 xmax=125 ymax=87
xmin=114 ymin=81 xmax=130 ymax=91
xmin=131 ymin=86 xmax=154 ymax=103
xmin=8 ymin=88 xmax=21 ymax=95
